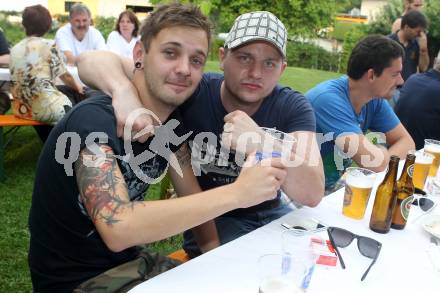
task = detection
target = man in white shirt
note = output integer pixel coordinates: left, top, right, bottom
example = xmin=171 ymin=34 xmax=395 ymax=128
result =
xmin=55 ymin=3 xmax=106 ymax=65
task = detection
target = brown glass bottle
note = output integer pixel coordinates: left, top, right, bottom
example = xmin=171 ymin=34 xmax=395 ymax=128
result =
xmin=369 ymin=156 xmax=400 ymax=234
xmin=391 ymin=153 xmax=416 ymax=229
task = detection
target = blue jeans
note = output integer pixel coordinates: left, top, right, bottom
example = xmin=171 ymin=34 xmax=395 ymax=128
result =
xmin=182 ymin=203 xmax=293 ymax=258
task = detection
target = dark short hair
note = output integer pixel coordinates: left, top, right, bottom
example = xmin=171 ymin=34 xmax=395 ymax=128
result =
xmin=116 ymin=10 xmax=140 ymax=37
xmin=22 ymin=5 xmax=52 ymax=37
xmin=401 ymin=10 xmax=427 ymax=29
xmin=140 ymin=3 xmax=211 ymax=53
xmin=347 ymin=35 xmax=404 ymax=80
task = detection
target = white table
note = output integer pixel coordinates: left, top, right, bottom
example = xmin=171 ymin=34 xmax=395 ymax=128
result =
xmin=0 ymin=67 xmax=9 ymax=82
xmin=0 ymin=66 xmax=84 ymax=86
xmin=130 ymin=174 xmax=439 ymax=293
xmin=0 ymin=68 xmax=10 ymax=91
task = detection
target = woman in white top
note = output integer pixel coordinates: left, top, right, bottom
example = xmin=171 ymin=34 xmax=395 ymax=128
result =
xmin=106 ymin=10 xmax=140 ymax=59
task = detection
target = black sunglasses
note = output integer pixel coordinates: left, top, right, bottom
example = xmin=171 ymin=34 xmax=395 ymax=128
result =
xmin=327 ymin=227 xmax=382 ymax=281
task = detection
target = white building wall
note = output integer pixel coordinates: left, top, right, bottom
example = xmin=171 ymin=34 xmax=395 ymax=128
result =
xmin=0 ymin=0 xmax=48 ymax=12
xmin=97 ymin=0 xmax=152 ymax=18
xmin=361 ymin=0 xmax=388 ymax=23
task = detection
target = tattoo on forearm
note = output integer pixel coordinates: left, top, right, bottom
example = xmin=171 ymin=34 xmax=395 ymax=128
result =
xmin=175 ymin=144 xmax=191 ymax=168
xmin=75 ymin=144 xmax=138 ymax=226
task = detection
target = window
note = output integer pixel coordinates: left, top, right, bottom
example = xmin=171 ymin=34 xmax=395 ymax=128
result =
xmin=126 ymin=5 xmax=154 ymax=13
xmin=65 ymin=1 xmax=81 ymax=13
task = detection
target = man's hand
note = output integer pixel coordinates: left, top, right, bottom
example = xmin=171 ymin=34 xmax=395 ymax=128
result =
xmin=221 ymin=110 xmax=263 ymax=155
xmin=75 ymin=82 xmax=84 ymax=96
xmin=418 ymin=31 xmax=429 ymax=72
xmin=63 ymin=51 xmax=76 ymax=66
xmin=111 ymin=89 xmax=155 ymax=143
xmin=77 ymin=51 xmax=153 ymax=142
xmin=232 ymin=153 xmax=287 ymax=208
xmin=418 ymin=31 xmax=428 ymax=52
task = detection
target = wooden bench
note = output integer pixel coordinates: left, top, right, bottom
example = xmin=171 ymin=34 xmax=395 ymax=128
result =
xmin=0 ymin=114 xmax=45 ymax=182
xmin=167 ymin=249 xmax=190 ymax=263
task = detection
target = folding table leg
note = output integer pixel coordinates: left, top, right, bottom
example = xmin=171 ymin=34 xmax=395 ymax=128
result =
xmin=0 ymin=126 xmax=4 ymax=182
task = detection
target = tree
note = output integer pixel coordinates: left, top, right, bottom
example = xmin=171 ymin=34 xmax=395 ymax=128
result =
xmin=424 ymin=0 xmax=440 ymax=60
xmin=151 ymin=0 xmax=341 ymax=37
xmin=337 ymin=0 xmax=363 ymax=13
xmin=367 ymin=0 xmax=440 ymax=66
xmin=366 ymin=0 xmax=401 ymax=36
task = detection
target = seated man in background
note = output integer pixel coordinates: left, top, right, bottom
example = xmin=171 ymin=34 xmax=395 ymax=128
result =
xmin=306 ymin=35 xmax=415 ymax=193
xmin=0 ymin=29 xmax=11 ymax=115
xmin=395 ymin=49 xmax=440 ymax=149
xmin=29 ymin=4 xmax=287 ymax=292
xmin=78 ymin=11 xmax=324 ymax=258
xmin=55 ymin=3 xmax=106 ymax=65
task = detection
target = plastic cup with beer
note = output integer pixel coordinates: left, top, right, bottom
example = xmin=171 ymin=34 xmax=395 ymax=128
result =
xmin=342 ymin=167 xmax=377 ymax=220
xmin=257 ymin=253 xmax=306 ymax=293
xmin=413 ymin=151 xmax=434 ymax=190
xmin=424 ymin=139 xmax=440 ymax=177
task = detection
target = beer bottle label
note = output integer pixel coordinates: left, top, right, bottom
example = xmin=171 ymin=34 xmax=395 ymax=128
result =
xmin=400 ymin=196 xmax=413 ymax=221
xmin=343 ymin=185 xmax=353 ymax=206
xmin=407 ymin=164 xmax=414 ymax=178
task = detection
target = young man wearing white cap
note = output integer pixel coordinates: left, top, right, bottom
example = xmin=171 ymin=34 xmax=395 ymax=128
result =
xmin=78 ymin=11 xmax=324 ymax=257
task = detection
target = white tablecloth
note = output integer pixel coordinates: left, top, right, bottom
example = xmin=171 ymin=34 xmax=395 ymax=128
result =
xmin=0 ymin=66 xmax=84 ymax=85
xmin=130 ymin=173 xmax=439 ymax=293
xmin=0 ymin=67 xmax=10 ymax=82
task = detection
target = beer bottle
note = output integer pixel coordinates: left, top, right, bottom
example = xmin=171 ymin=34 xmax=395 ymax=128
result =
xmin=391 ymin=153 xmax=416 ymax=230
xmin=369 ymin=155 xmax=400 ymax=234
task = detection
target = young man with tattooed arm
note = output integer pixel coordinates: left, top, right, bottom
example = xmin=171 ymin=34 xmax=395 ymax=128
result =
xmin=78 ymin=11 xmax=324 ymax=259
xmin=28 ymin=5 xmax=286 ymax=293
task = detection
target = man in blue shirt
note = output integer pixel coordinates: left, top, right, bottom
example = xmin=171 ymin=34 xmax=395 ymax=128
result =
xmin=395 ymin=50 xmax=440 ymax=149
xmin=306 ymin=35 xmax=415 ymax=192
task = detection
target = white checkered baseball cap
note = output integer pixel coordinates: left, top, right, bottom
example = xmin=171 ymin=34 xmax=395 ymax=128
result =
xmin=224 ymin=11 xmax=287 ymax=58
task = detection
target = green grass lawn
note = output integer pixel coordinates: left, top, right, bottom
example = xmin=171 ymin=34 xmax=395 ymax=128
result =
xmin=330 ymin=20 xmax=363 ymax=42
xmin=204 ymin=61 xmax=340 ymax=93
xmin=0 ymin=62 xmax=340 ymax=292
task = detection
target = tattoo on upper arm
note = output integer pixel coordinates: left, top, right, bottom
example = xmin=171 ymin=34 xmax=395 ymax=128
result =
xmin=75 ymin=144 xmax=134 ymax=226
xmin=175 ymin=143 xmax=191 ymax=168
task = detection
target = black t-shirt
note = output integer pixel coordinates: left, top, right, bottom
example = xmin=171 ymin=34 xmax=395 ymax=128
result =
xmin=0 ymin=30 xmax=9 ymax=56
xmin=180 ymin=73 xmax=316 ymax=217
xmin=395 ymin=69 xmax=440 ymax=149
xmin=29 ymin=95 xmax=186 ymax=292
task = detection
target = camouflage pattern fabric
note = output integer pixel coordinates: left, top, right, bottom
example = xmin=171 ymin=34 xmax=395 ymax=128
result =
xmin=73 ymin=249 xmax=181 ymax=293
xmin=10 ymin=37 xmax=72 ymax=124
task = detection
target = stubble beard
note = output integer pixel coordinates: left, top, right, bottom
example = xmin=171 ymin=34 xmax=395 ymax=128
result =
xmin=223 ymin=79 xmax=265 ymax=107
xmin=73 ymin=26 xmax=88 ymax=40
xmin=143 ymin=68 xmax=189 ymax=108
